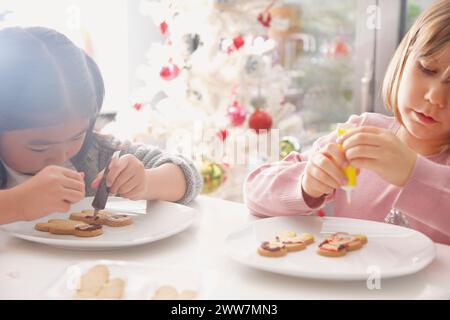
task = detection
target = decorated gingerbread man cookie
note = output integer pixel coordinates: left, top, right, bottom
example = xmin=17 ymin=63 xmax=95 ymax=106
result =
xmin=35 ymin=219 xmax=103 ymax=237
xmin=317 ymin=232 xmax=368 ymax=257
xmin=70 ymin=210 xmax=133 ymax=227
xmin=257 ymin=230 xmax=315 ymax=257
xmin=257 ymin=239 xmax=288 ymax=257
xmin=275 ymin=230 xmax=315 ymax=252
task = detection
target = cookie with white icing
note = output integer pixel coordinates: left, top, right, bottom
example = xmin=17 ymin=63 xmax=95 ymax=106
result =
xmin=317 ymin=232 xmax=367 ymax=257
xmin=276 ymin=230 xmax=315 ymax=251
xmin=70 ymin=210 xmax=133 ymax=227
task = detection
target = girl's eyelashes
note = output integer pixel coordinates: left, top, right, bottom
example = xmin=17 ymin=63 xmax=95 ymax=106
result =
xmin=417 ymin=61 xmax=437 ymax=75
xmin=29 ymin=138 xmax=83 ymax=152
xmin=70 ymin=131 xmax=87 ymax=142
xmin=70 ymin=134 xmax=85 ymax=142
xmin=28 ymin=147 xmax=48 ymax=153
xmin=26 ymin=131 xmax=86 ymax=152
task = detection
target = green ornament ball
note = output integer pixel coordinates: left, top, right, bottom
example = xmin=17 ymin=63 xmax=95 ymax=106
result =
xmin=279 ymin=136 xmax=301 ymax=160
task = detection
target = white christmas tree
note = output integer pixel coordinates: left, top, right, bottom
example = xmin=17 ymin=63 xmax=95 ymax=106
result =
xmin=109 ymin=0 xmax=304 ymax=201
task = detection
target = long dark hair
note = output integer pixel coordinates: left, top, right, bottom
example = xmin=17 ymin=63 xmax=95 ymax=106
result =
xmin=0 ymin=26 xmax=105 ymax=188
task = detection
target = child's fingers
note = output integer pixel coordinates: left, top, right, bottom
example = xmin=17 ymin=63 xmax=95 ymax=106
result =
xmin=90 ymin=171 xmax=104 ymax=189
xmin=345 ymin=145 xmax=380 ymax=162
xmin=116 ymin=178 xmax=139 ymax=197
xmin=304 ymin=173 xmax=334 ymax=196
xmin=311 ymin=153 xmax=346 ymax=187
xmin=336 ymin=126 xmax=382 ymax=144
xmin=341 ymin=132 xmax=383 ymax=151
xmin=57 ymin=201 xmax=71 ymax=213
xmin=60 ymin=167 xmax=84 ymax=181
xmin=109 ymin=171 xmax=134 ymax=195
xmin=106 ymin=157 xmax=128 ymax=188
xmin=348 ymin=158 xmax=378 ymax=172
xmin=321 ymin=143 xmax=346 ymax=167
xmin=120 ymin=185 xmax=143 ymax=199
xmin=308 ymin=160 xmax=341 ymax=189
xmin=62 ymin=178 xmax=85 ymax=192
xmin=62 ymin=188 xmax=85 ymax=203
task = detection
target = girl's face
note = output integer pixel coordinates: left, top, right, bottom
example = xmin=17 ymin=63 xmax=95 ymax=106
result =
xmin=397 ymin=45 xmax=450 ymax=144
xmin=0 ymin=117 xmax=89 ymax=174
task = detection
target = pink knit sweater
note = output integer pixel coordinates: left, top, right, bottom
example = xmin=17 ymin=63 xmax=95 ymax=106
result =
xmin=244 ymin=113 xmax=450 ymax=244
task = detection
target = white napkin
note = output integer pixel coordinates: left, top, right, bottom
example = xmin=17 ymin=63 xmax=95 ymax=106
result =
xmin=105 ymin=199 xmax=147 ymax=215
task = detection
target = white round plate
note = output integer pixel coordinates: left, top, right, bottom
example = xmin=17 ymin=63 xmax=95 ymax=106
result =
xmin=225 ymin=216 xmax=436 ymax=280
xmin=1 ymin=197 xmax=197 ymax=250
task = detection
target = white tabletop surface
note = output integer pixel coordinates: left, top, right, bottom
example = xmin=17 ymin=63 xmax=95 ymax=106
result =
xmin=1 ymin=195 xmax=449 ymax=300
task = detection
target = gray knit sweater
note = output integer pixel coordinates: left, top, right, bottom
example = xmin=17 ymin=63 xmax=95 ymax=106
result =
xmin=0 ymin=135 xmax=203 ymax=205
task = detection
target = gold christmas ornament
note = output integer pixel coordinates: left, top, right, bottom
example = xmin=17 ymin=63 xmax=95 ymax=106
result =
xmin=200 ymin=160 xmax=226 ymax=194
xmin=279 ymin=136 xmax=301 ymax=160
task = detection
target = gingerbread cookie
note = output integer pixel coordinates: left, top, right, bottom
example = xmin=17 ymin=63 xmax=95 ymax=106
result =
xmin=275 ymin=230 xmax=315 ymax=252
xmin=76 ymin=264 xmax=125 ymax=299
xmin=35 ymin=219 xmax=103 ymax=237
xmin=257 ymin=240 xmax=288 ymax=257
xmin=70 ymin=210 xmax=133 ymax=227
xmin=151 ymin=285 xmax=198 ymax=300
xmin=317 ymin=232 xmax=367 ymax=257
xmin=97 ymin=278 xmax=125 ymax=299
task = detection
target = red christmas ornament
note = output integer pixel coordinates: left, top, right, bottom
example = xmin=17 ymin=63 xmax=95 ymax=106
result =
xmin=257 ymin=12 xmax=272 ymax=28
xmin=160 ymin=63 xmax=180 ymax=81
xmin=249 ymin=109 xmax=272 ymax=134
xmin=225 ymin=36 xmax=245 ymax=54
xmin=233 ymin=36 xmax=245 ymax=50
xmin=133 ymin=102 xmax=143 ymax=111
xmin=227 ymin=101 xmax=246 ymax=127
xmin=159 ymin=21 xmax=168 ymax=35
xmin=329 ymin=37 xmax=350 ymax=56
xmin=217 ymin=129 xmax=229 ymax=142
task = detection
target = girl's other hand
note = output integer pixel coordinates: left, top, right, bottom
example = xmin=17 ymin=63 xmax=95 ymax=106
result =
xmin=14 ymin=166 xmax=85 ymax=221
xmin=301 ymin=142 xmax=349 ymax=199
xmin=91 ymin=154 xmax=148 ymax=200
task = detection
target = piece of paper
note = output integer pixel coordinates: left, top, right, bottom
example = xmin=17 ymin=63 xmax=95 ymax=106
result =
xmin=105 ymin=199 xmax=147 ymax=215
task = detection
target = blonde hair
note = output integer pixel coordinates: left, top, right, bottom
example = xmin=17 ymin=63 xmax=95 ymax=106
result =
xmin=382 ymin=0 xmax=450 ymax=120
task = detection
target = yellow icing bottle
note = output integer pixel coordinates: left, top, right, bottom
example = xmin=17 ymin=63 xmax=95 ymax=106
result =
xmin=337 ymin=123 xmax=357 ymax=204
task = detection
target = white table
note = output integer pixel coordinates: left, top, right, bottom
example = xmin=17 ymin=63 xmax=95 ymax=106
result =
xmin=1 ymin=195 xmax=450 ymax=300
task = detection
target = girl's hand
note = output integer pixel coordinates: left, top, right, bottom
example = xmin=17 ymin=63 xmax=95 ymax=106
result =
xmin=337 ymin=126 xmax=417 ymax=186
xmin=91 ymin=154 xmax=148 ymax=200
xmin=301 ymin=142 xmax=349 ymax=199
xmin=14 ymin=166 xmax=85 ymax=220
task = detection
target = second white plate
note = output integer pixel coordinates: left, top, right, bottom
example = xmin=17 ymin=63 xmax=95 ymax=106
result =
xmin=225 ymin=216 xmax=436 ymax=280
